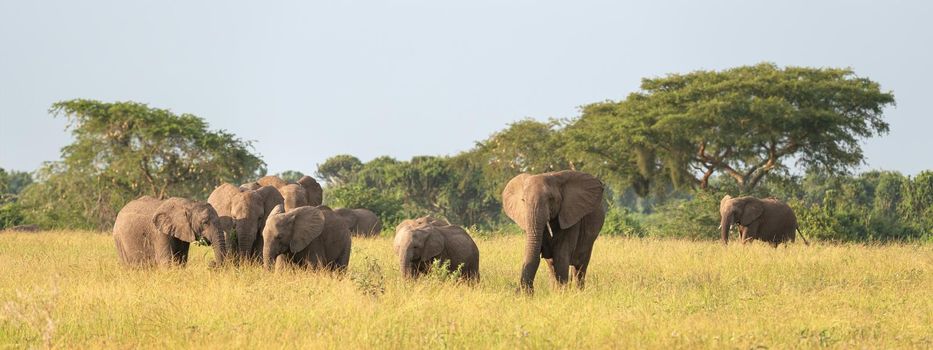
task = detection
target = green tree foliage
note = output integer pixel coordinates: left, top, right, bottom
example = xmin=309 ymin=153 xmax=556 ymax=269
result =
xmin=321 ymin=154 xmax=504 ymax=229
xmin=277 ymin=170 xmax=305 ymax=183
xmin=0 ymin=168 xmax=33 ymax=198
xmin=0 ymin=168 xmax=34 ymax=228
xmin=574 ymin=63 xmax=895 ymax=193
xmin=316 ymin=154 xmax=364 ymax=186
xmin=18 ymin=100 xmax=265 ymax=230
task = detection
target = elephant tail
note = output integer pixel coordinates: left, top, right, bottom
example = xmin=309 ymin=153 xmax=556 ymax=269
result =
xmin=796 ymin=227 xmax=810 ymax=246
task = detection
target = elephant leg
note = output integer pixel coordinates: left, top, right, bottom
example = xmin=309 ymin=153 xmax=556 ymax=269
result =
xmin=743 ymin=221 xmax=761 ymax=244
xmin=571 ymin=262 xmax=589 ymax=289
xmin=171 ymin=240 xmax=190 ymax=266
xmin=549 ymin=224 xmax=579 ymax=286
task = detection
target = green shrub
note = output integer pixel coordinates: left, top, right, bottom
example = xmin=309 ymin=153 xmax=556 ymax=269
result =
xmin=643 ymin=191 xmax=722 ymax=240
xmin=601 ymin=205 xmax=647 ymax=237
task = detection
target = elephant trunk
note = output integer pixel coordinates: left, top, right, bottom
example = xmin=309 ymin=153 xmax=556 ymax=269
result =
xmin=263 ymin=242 xmax=278 ymax=270
xmin=520 ymin=201 xmax=547 ymax=292
xmin=207 ymin=225 xmax=226 ymax=266
xmin=720 ymin=214 xmax=732 ymax=245
xmin=235 ymin=218 xmax=256 ymax=260
xmin=399 ymin=251 xmax=414 ymax=279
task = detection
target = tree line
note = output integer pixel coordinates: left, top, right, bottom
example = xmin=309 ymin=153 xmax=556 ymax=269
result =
xmin=1 ymin=63 xmax=929 ymax=241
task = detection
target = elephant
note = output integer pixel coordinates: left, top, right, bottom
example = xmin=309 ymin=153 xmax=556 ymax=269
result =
xmin=113 ymin=196 xmax=226 ymax=267
xmin=280 ymin=184 xmax=309 ymax=210
xmin=208 ymin=183 xmax=284 ymax=261
xmin=502 ymin=170 xmax=606 ymax=292
xmin=262 ymin=205 xmax=351 ymax=271
xmin=333 ymin=208 xmax=383 ymax=237
xmin=393 ymin=216 xmax=479 ymax=281
xmin=296 ymin=176 xmax=324 ymax=206
xmin=719 ymin=195 xmax=807 ymax=247
xmin=256 ymin=175 xmax=324 ymax=208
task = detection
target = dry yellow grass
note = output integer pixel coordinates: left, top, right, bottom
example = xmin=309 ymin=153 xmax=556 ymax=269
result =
xmin=1 ymin=230 xmax=931 ymax=349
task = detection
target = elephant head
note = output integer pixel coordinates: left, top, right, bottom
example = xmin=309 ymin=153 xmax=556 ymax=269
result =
xmin=393 ymin=217 xmax=447 ymax=279
xmin=297 ymin=176 xmax=324 ymax=206
xmin=261 ymin=205 xmax=326 ymax=269
xmin=719 ymin=195 xmax=763 ymax=244
xmin=208 ymin=183 xmax=266 ymax=259
xmin=502 ymin=170 xmax=603 ymax=290
xmin=280 ymin=184 xmax=309 ymax=211
xmin=152 ymin=197 xmax=227 ymax=265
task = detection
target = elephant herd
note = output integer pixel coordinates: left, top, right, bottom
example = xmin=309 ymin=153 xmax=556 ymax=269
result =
xmin=113 ymin=170 xmax=806 ymax=292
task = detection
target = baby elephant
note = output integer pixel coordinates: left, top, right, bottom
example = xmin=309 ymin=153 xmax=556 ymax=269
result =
xmin=262 ymin=205 xmax=351 ymax=271
xmin=393 ymin=217 xmax=479 ymax=281
xmin=113 ymin=196 xmax=227 ymax=267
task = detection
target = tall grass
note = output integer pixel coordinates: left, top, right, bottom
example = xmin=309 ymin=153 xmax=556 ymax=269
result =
xmin=1 ymin=231 xmax=931 ymax=348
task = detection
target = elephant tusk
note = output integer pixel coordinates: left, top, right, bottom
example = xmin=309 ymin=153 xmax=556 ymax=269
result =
xmin=546 ymin=221 xmax=555 ymax=237
xmin=718 ymin=224 xmax=722 ymax=230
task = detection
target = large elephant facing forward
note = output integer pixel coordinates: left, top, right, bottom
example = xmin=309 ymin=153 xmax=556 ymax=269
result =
xmin=113 ymin=196 xmax=226 ymax=267
xmin=333 ymin=208 xmax=382 ymax=237
xmin=502 ymin=170 xmax=605 ymax=292
xmin=719 ymin=195 xmax=807 ymax=247
xmin=208 ymin=183 xmax=283 ymax=260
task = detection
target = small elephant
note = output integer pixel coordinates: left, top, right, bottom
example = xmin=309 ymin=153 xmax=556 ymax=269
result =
xmin=502 ymin=170 xmax=606 ymax=291
xmin=333 ymin=208 xmax=383 ymax=237
xmin=113 ymin=196 xmax=226 ymax=267
xmin=257 ymin=175 xmax=324 ymax=207
xmin=208 ymin=183 xmax=284 ymax=260
xmin=719 ymin=195 xmax=807 ymax=246
xmin=394 ymin=217 xmax=479 ymax=281
xmin=262 ymin=205 xmax=351 ymax=271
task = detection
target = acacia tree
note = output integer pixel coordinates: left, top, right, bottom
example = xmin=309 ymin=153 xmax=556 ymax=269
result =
xmin=574 ymin=63 xmax=895 ymax=193
xmin=20 ymin=100 xmax=265 ymax=229
xmin=316 ymin=154 xmax=363 ymax=186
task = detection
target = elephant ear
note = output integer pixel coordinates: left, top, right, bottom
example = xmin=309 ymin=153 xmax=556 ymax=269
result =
xmin=218 ymin=216 xmax=234 ymax=232
xmin=297 ymin=176 xmax=324 ymax=206
xmin=152 ymin=198 xmax=197 ymax=242
xmin=207 ymin=183 xmax=241 ymax=215
xmin=421 ymin=227 xmax=446 ymax=262
xmin=740 ymin=199 xmax=764 ymax=226
xmin=287 ymin=206 xmax=326 ymax=253
xmin=253 ymin=186 xmax=285 ymax=215
xmin=502 ymin=173 xmax=531 ymax=227
xmin=557 ymin=171 xmax=604 ymax=229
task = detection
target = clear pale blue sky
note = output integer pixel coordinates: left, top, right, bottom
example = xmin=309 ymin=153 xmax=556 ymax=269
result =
xmin=1 ymin=0 xmax=930 ymax=175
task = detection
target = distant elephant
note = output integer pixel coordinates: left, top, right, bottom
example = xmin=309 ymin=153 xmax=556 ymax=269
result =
xmin=394 ymin=217 xmax=479 ymax=281
xmin=262 ymin=205 xmax=351 ymax=271
xmin=208 ymin=183 xmax=284 ymax=260
xmin=296 ymin=176 xmax=323 ymax=206
xmin=280 ymin=184 xmax=309 ymax=210
xmin=502 ymin=170 xmax=606 ymax=291
xmin=257 ymin=175 xmax=324 ymax=208
xmin=719 ymin=195 xmax=807 ymax=246
xmin=113 ymin=196 xmax=226 ymax=267
xmin=333 ymin=208 xmax=383 ymax=236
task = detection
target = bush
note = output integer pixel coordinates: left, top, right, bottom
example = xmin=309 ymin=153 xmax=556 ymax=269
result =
xmin=0 ymin=202 xmax=27 ymax=229
xmin=601 ymin=205 xmax=647 ymax=237
xmin=643 ymin=191 xmax=722 ymax=240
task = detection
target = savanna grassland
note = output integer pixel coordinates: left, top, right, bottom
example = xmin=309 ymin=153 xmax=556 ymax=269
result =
xmin=1 ymin=231 xmax=931 ymax=349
